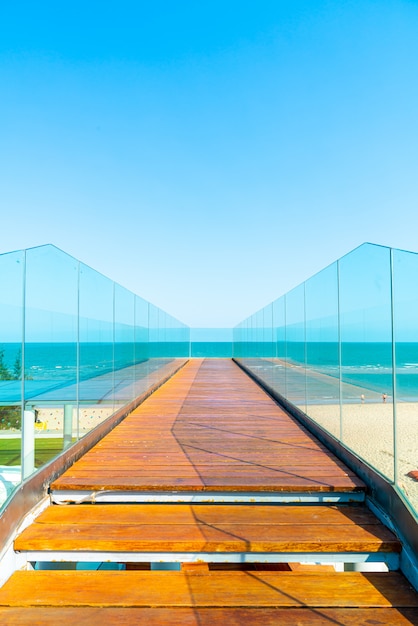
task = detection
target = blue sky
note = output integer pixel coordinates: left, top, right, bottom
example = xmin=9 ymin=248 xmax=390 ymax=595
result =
xmin=1 ymin=1 xmax=418 ymax=328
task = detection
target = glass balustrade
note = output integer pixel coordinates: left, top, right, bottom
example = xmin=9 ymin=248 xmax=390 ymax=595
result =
xmin=234 ymin=242 xmax=418 ymax=522
xmin=3 ymin=240 xmax=417 ymax=522
xmin=0 ymin=244 xmax=190 ymax=511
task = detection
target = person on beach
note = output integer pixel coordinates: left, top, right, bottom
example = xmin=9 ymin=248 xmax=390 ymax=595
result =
xmin=382 ymin=393 xmax=387 ymax=403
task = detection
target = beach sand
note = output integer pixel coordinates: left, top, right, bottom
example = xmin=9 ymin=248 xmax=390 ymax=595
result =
xmin=307 ymin=400 xmax=418 ymax=513
xmin=36 ymin=406 xmax=114 ymax=433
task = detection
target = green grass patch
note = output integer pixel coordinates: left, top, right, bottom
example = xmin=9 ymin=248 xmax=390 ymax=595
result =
xmin=0 ymin=437 xmax=77 ymax=467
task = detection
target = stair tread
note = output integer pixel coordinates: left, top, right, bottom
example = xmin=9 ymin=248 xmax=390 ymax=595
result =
xmin=0 ymin=606 xmax=417 ymax=625
xmin=1 ymin=571 xmax=417 ymax=608
xmin=15 ymin=503 xmax=399 ymax=554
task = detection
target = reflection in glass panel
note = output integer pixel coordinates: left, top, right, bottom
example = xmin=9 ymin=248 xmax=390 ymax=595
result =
xmin=0 ymin=250 xmax=24 ymax=506
xmin=114 ymin=285 xmax=135 ymax=410
xmin=285 ymin=284 xmax=306 ymax=411
xmin=263 ymin=304 xmax=274 ymax=358
xmin=79 ymin=263 xmax=114 ymax=437
xmin=134 ymin=295 xmax=149 ymax=397
xmin=24 ymin=246 xmax=79 ymax=472
xmin=339 ymin=243 xmax=394 ymax=480
xmin=305 ymin=262 xmax=340 ymax=439
xmin=148 ymin=305 xmax=159 ymax=358
xmin=392 ymin=249 xmax=418 ymax=513
xmin=272 ymin=296 xmax=287 ymax=397
xmin=248 ymin=312 xmax=256 ymax=358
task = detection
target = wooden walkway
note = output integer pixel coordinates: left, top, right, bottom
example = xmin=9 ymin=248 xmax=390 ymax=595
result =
xmin=50 ymin=359 xmax=364 ymax=498
xmin=1 ymin=359 xmax=418 ymax=625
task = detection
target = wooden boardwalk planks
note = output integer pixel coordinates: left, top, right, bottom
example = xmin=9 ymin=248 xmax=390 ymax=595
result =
xmin=4 ymin=358 xmax=418 ymax=625
xmin=14 ymin=503 xmax=400 ymax=555
xmin=0 ymin=607 xmax=417 ymax=626
xmin=1 ymin=571 xmax=418 ymax=608
xmin=51 ymin=359 xmax=365 ymax=494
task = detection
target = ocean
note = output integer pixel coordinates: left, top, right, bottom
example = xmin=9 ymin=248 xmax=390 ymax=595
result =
xmin=1 ymin=341 xmax=418 ymax=399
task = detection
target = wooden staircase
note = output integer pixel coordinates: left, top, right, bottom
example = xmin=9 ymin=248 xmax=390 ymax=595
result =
xmin=0 ymin=359 xmax=417 ymax=625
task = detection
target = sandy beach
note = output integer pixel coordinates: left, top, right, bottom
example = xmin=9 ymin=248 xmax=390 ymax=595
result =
xmin=307 ymin=400 xmax=418 ymax=513
xmin=36 ymin=406 xmax=114 ymax=433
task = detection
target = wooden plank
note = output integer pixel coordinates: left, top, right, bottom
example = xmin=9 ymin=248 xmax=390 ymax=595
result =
xmin=14 ymin=522 xmax=400 ymax=553
xmin=1 ymin=571 xmax=417 ymax=608
xmin=25 ymin=503 xmax=384 ymax=526
xmin=15 ymin=504 xmax=400 ymax=554
xmin=51 ymin=475 xmax=365 ymax=491
xmin=0 ymin=607 xmax=417 ymax=626
xmin=50 ymin=360 xmax=365 ymax=495
xmin=1 ymin=606 xmax=418 ymax=626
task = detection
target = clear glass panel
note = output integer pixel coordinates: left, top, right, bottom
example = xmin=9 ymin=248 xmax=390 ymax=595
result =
xmin=305 ymin=262 xmax=341 ymax=438
xmin=247 ymin=316 xmax=255 ymax=358
xmin=114 ymin=285 xmax=135 ymax=410
xmin=263 ymin=304 xmax=274 ymax=358
xmin=253 ymin=314 xmax=260 ymax=359
xmin=0 ymin=243 xmax=190 ymax=507
xmin=392 ymin=248 xmax=418 ymax=514
xmin=0 ymin=250 xmax=24 ymax=507
xmin=24 ymin=246 xmax=78 ymax=472
xmin=148 ymin=304 xmax=159 ymax=359
xmin=339 ymin=243 xmax=394 ymax=480
xmin=272 ymin=296 xmax=287 ymax=397
xmin=133 ymin=295 xmax=150 ymax=397
xmin=234 ymin=242 xmax=417 ymax=521
xmin=79 ymin=263 xmax=114 ymax=436
xmin=285 ymin=284 xmax=306 ymax=411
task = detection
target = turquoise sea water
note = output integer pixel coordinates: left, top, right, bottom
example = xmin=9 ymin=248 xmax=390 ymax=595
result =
xmin=290 ymin=341 xmax=418 ymax=399
xmin=2 ymin=341 xmax=418 ymax=399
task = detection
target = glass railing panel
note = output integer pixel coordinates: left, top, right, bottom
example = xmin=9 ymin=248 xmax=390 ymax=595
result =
xmin=157 ymin=308 xmax=167 ymax=358
xmin=256 ymin=309 xmax=264 ymax=357
xmin=242 ymin=320 xmax=249 ymax=358
xmin=0 ymin=250 xmax=24 ymax=506
xmin=339 ymin=243 xmax=394 ymax=480
xmin=285 ymin=284 xmax=307 ymax=412
xmin=263 ymin=303 xmax=274 ymax=358
xmin=133 ymin=295 xmax=150 ymax=397
xmin=305 ymin=262 xmax=341 ymax=438
xmin=247 ymin=316 xmax=255 ymax=358
xmin=392 ymin=248 xmax=418 ymax=514
xmin=272 ymin=296 xmax=287 ymax=397
xmin=148 ymin=304 xmax=159 ymax=358
xmin=114 ymin=285 xmax=135 ymax=410
xmin=79 ymin=263 xmax=115 ymax=436
xmin=24 ymin=245 xmax=78 ymax=472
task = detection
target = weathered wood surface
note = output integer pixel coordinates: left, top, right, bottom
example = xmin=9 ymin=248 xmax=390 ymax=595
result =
xmin=15 ymin=503 xmax=400 ymax=554
xmin=1 ymin=607 xmax=417 ymax=626
xmin=51 ymin=359 xmax=365 ymax=493
xmin=1 ymin=571 xmax=417 ymax=608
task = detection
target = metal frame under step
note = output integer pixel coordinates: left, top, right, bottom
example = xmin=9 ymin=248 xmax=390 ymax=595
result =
xmin=21 ymin=550 xmax=399 ymax=570
xmin=50 ymin=489 xmax=366 ymax=505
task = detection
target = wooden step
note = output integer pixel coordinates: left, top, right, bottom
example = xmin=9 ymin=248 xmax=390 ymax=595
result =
xmin=0 ymin=571 xmax=417 ymax=609
xmin=0 ymin=606 xmax=417 ymax=625
xmin=14 ymin=503 xmax=400 ymax=567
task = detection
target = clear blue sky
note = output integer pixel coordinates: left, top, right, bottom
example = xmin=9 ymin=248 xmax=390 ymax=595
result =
xmin=1 ymin=1 xmax=418 ymax=328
